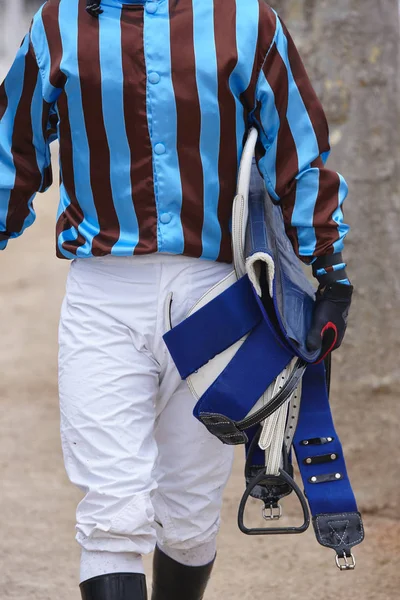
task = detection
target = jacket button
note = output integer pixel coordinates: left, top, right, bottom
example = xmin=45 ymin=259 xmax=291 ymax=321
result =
xmin=148 ymin=72 xmax=160 ymax=84
xmin=160 ymin=213 xmax=172 ymax=224
xmin=154 ymin=143 xmax=166 ymax=155
xmin=146 ymin=2 xmax=158 ymax=14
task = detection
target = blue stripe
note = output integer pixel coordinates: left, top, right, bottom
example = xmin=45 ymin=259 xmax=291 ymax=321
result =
xmin=230 ymin=0 xmax=259 ymax=165
xmin=20 ymin=192 xmax=38 ymax=235
xmin=254 ymin=70 xmax=279 ymax=196
xmin=275 ymin=20 xmax=320 ymax=170
xmin=30 ymin=13 xmax=54 ymax=196
xmin=321 ymin=150 xmax=330 ymax=165
xmin=144 ymin=0 xmax=184 ymax=254
xmin=57 ymin=181 xmax=68 ymax=221
xmin=55 ymin=112 xmax=70 ymax=230
xmin=192 ymin=0 xmax=221 ymax=260
xmin=291 ymin=166 xmax=319 ymax=257
xmin=99 ymin=4 xmax=139 ymax=255
xmin=0 ymin=36 xmax=28 ymax=233
xmin=59 ymin=0 xmax=99 ymax=258
xmin=332 ymin=174 xmax=349 ymax=253
xmin=254 ymin=72 xmax=280 ymax=143
xmin=30 ymin=5 xmax=60 ymax=103
xmin=31 ymin=75 xmax=47 ymax=185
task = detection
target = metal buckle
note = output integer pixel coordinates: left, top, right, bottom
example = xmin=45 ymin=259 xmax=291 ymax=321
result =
xmin=335 ymin=552 xmax=356 ymax=571
xmin=262 ymin=503 xmax=282 ymax=521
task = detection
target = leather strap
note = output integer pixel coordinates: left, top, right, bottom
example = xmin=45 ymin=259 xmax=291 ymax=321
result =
xmin=313 ymin=512 xmax=364 ymax=557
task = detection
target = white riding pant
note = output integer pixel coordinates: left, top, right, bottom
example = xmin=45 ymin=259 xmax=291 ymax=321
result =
xmin=58 ymin=254 xmax=235 ymax=559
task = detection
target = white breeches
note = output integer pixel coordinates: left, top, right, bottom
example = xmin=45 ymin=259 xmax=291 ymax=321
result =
xmin=58 ymin=254 xmax=235 ymax=557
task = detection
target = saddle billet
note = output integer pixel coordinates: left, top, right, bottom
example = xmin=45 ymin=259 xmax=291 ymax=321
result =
xmin=163 ymin=128 xmax=364 ymax=570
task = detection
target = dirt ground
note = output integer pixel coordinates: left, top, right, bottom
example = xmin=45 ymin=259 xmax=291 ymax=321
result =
xmin=0 ymin=181 xmax=399 ymax=600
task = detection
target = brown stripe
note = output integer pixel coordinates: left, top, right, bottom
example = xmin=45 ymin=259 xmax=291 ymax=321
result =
xmin=39 ymin=101 xmax=56 ymax=192
xmin=254 ymin=100 xmax=267 ymax=175
xmin=42 ymin=0 xmax=67 ymax=89
xmin=253 ymin=99 xmax=269 ymax=145
xmin=281 ymin=187 xmax=300 ymax=258
xmin=255 ymin=140 xmax=266 ymax=164
xmin=120 ymin=5 xmax=157 ymax=254
xmin=311 ymin=156 xmax=324 ymax=169
xmin=0 ymin=82 xmax=8 ymax=121
xmin=263 ymin=42 xmax=299 ymax=254
xmin=78 ymin=2 xmax=120 ymax=256
xmin=281 ymin=20 xmax=329 ymax=156
xmin=312 ymin=171 xmax=341 ymax=256
xmin=240 ymin=2 xmax=277 ymax=134
xmin=40 ymin=164 xmax=53 ymax=192
xmin=41 ymin=100 xmax=50 ymax=141
xmin=56 ymin=91 xmax=86 ymax=255
xmin=6 ymin=44 xmax=43 ymax=236
xmin=311 ymin=157 xmax=341 ymax=256
xmin=264 ymin=42 xmax=298 ymax=198
xmin=169 ymin=0 xmax=204 ymax=257
xmin=214 ymin=0 xmax=238 ymax=262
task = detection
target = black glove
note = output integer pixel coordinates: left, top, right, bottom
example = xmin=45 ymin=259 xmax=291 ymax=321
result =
xmin=306 ymin=282 xmax=353 ymax=357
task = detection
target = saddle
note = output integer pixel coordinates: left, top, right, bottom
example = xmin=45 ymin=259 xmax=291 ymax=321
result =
xmin=163 ymin=128 xmax=364 ymax=570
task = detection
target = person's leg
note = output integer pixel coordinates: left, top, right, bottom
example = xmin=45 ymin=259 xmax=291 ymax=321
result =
xmin=58 ymin=257 xmax=162 ymax=597
xmin=153 ymin=378 xmax=234 ymax=558
xmin=151 ymin=259 xmax=235 ymax=599
xmin=151 ymin=378 xmax=234 ymax=599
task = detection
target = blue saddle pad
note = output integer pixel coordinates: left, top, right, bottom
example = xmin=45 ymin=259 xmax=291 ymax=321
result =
xmin=246 ymin=160 xmax=319 ymax=363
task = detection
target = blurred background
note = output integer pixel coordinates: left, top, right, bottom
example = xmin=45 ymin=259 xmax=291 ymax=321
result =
xmin=0 ymin=0 xmax=399 ymax=598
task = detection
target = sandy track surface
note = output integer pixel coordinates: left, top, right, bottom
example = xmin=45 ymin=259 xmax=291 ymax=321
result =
xmin=0 ymin=184 xmax=398 ymax=599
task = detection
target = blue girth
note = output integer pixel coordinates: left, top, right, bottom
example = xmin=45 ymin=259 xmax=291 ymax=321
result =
xmin=163 ymin=158 xmax=364 ymax=569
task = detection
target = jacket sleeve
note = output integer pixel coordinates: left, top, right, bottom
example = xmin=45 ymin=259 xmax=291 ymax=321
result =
xmin=0 ymin=33 xmax=54 ymax=250
xmin=252 ymin=15 xmax=350 ymax=264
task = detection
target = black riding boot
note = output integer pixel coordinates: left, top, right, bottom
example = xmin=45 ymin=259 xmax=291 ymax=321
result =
xmin=80 ymin=573 xmax=148 ymax=600
xmin=151 ymin=546 xmax=214 ymax=600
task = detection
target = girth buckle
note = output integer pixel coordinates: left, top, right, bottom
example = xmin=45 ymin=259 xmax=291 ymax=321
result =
xmin=335 ymin=552 xmax=356 ymax=571
xmin=262 ymin=503 xmax=282 ymax=521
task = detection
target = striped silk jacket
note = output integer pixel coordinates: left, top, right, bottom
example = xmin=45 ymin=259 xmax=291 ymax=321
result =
xmin=0 ymin=0 xmax=349 ymax=264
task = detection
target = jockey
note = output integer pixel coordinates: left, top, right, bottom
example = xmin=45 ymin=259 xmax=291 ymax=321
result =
xmin=0 ymin=1 xmax=352 ymax=598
